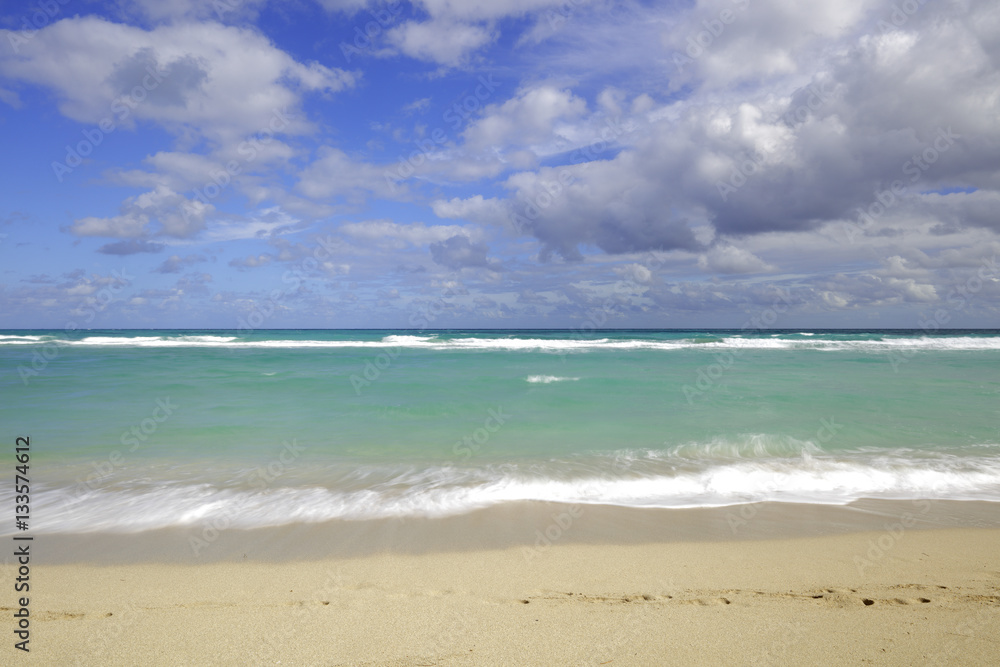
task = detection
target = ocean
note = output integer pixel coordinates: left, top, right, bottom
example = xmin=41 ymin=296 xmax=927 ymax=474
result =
xmin=2 ymin=329 xmax=1000 ymax=538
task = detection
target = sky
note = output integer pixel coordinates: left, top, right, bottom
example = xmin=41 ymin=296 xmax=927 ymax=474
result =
xmin=0 ymin=0 xmax=998 ymax=329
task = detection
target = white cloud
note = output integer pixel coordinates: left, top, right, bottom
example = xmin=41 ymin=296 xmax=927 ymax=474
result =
xmin=462 ymin=85 xmax=587 ymax=151
xmin=698 ymin=245 xmax=775 ymax=274
xmin=417 ymin=0 xmax=574 ymax=21
xmin=663 ymin=0 xmax=874 ymax=91
xmin=0 ymin=17 xmax=354 ymax=145
xmin=385 ymin=19 xmax=496 ymax=67
xmin=425 ymin=0 xmax=1000 ymax=265
xmin=115 ymin=0 xmax=269 ymax=23
xmin=0 ymin=86 xmax=21 ymax=108
xmin=296 ymin=147 xmax=400 ymax=201
xmin=314 ymin=0 xmax=373 ymax=13
xmin=202 ymin=207 xmax=300 ymax=243
xmin=71 ymin=186 xmax=212 ymax=240
xmin=432 ymin=195 xmax=510 ymax=227
xmin=614 ymin=263 xmax=653 ymax=284
xmin=429 ymin=234 xmax=497 ymax=269
xmin=340 ymin=220 xmax=483 ymax=247
xmin=230 ymin=253 xmax=273 ymax=269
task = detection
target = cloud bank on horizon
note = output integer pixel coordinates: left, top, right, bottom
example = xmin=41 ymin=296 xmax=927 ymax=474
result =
xmin=1 ymin=0 xmax=999 ymax=328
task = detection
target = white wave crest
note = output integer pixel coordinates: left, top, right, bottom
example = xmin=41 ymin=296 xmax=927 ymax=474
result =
xmin=526 ymin=375 xmax=580 ymax=383
xmin=7 ymin=452 xmax=1000 ymax=534
xmin=3 ymin=333 xmax=998 ymax=352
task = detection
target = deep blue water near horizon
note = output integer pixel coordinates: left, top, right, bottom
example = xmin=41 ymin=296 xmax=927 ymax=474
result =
xmin=1 ymin=328 xmax=999 ymax=535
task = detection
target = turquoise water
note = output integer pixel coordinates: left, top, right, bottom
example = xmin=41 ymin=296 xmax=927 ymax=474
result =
xmin=1 ymin=329 xmax=999 ymax=534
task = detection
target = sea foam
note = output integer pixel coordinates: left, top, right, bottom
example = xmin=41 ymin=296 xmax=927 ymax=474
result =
xmin=9 ymin=447 xmax=1000 ymax=535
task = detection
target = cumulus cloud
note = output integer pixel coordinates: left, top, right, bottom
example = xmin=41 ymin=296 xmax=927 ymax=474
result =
xmin=98 ymin=240 xmax=166 ymax=255
xmin=663 ymin=0 xmax=874 ymax=91
xmin=386 ymin=19 xmax=496 ymax=67
xmin=114 ymin=0 xmax=269 ymax=23
xmin=155 ymin=254 xmax=206 ymax=273
xmin=375 ymin=0 xmax=590 ymax=66
xmin=462 ymin=84 xmax=587 ymax=152
xmin=313 ymin=0 xmax=373 ymax=13
xmin=0 ymin=15 xmax=358 ymax=247
xmin=429 ymin=235 xmax=499 ymax=269
xmin=0 ymin=17 xmax=354 ymax=144
xmin=71 ymin=186 xmax=212 ymax=240
xmin=4 ymin=0 xmax=1000 ymax=326
xmin=433 ymin=0 xmax=1000 ymax=268
xmin=229 ymin=254 xmax=273 ymax=269
xmin=0 ymin=87 xmax=21 ymax=108
xmin=698 ymin=245 xmax=775 ymax=274
xmin=296 ymin=147 xmax=400 ymax=201
xmin=431 ymin=196 xmax=510 ymax=227
xmin=439 ymin=156 xmax=705 ymax=259
xmin=340 ymin=220 xmax=484 ymax=247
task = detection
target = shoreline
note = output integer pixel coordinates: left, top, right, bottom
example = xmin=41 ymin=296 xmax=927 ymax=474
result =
xmin=12 ymin=526 xmax=1000 ymax=665
xmin=28 ymin=498 xmax=1000 ymax=565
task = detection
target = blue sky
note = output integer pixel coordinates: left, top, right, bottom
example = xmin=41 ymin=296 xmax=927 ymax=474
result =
xmin=1 ymin=0 xmax=998 ymax=329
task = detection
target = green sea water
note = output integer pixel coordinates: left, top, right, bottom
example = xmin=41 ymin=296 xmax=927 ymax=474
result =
xmin=1 ymin=329 xmax=999 ymax=534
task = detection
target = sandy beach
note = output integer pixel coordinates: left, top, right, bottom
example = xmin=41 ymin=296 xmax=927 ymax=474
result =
xmin=4 ymin=0 xmax=1000 ymax=660
xmin=9 ymin=505 xmax=1000 ymax=666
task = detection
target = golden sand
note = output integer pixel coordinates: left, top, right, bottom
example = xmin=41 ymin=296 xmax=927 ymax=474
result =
xmin=9 ymin=527 xmax=1000 ymax=665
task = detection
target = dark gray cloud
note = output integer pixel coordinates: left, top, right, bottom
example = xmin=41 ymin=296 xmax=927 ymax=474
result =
xmin=155 ymin=253 xmax=206 ymax=273
xmin=229 ymin=254 xmax=273 ymax=269
xmin=438 ymin=0 xmax=1000 ymax=269
xmin=98 ymin=239 xmax=165 ymax=255
xmin=429 ymin=235 xmax=499 ymax=270
xmin=107 ymin=47 xmax=208 ymax=108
